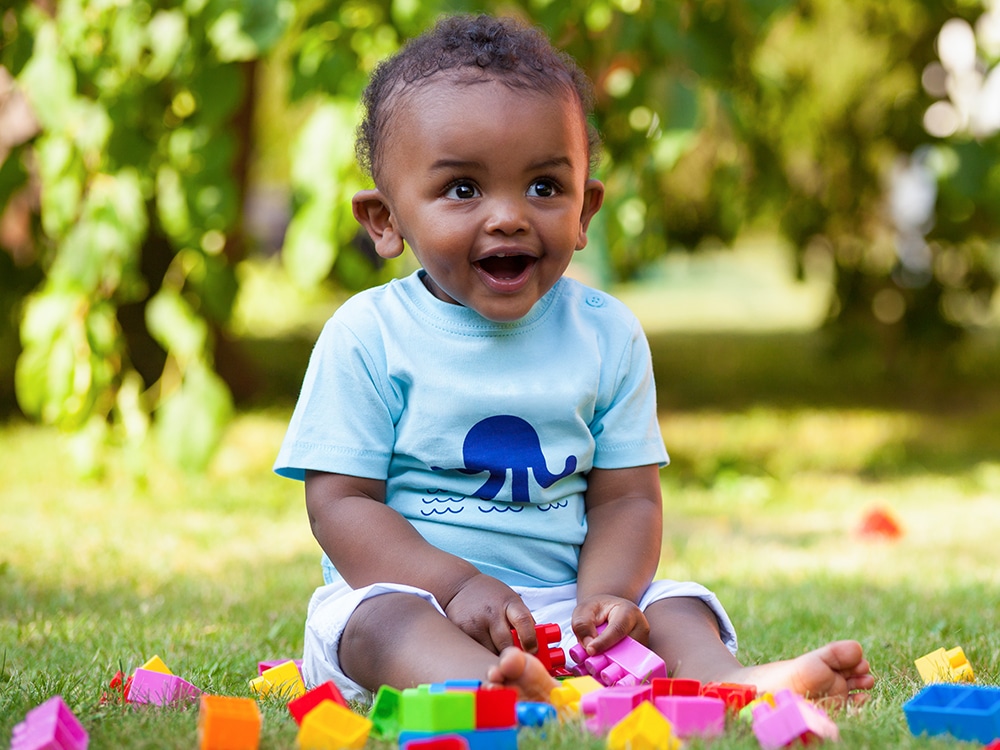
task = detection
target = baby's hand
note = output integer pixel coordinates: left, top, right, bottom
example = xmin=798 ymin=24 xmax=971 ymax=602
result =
xmin=571 ymin=595 xmax=649 ymax=656
xmin=445 ymin=573 xmax=536 ymax=655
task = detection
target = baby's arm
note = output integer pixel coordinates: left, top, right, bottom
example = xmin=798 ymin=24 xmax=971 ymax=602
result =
xmin=304 ymin=470 xmax=538 ymax=654
xmin=572 ymin=464 xmax=663 ymax=655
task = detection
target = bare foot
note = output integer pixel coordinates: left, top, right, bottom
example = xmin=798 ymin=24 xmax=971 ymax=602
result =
xmin=484 ymin=647 xmax=560 ymax=703
xmin=722 ymin=640 xmax=874 ymax=709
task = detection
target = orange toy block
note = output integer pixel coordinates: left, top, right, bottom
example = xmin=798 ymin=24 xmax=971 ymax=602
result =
xmin=198 ymin=694 xmax=262 ymax=750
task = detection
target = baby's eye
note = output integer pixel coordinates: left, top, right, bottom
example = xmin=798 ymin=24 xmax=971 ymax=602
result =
xmin=527 ymin=179 xmax=559 ymax=198
xmin=445 ymin=181 xmax=480 ymax=200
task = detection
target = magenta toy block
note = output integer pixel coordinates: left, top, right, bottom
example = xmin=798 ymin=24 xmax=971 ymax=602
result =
xmin=474 ymin=688 xmax=517 ymax=729
xmin=654 ymin=695 xmax=726 ymax=737
xmin=751 ymin=689 xmax=839 ymax=749
xmin=257 ymin=658 xmax=303 ymax=676
xmin=129 ymin=668 xmax=202 ymax=706
xmin=288 ymin=680 xmax=348 ymax=725
xmin=651 ymin=677 xmax=702 ymax=697
xmin=569 ymin=624 xmax=667 ymax=687
xmin=584 ymin=685 xmax=653 ymax=732
xmin=510 ymin=623 xmax=569 ymax=676
xmin=10 ymin=695 xmax=89 ymax=750
xmin=702 ymin=681 xmax=757 ymax=712
xmin=402 ymin=736 xmax=470 ymax=750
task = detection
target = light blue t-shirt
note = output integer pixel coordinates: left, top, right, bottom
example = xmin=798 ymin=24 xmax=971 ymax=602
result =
xmin=274 ymin=270 xmax=668 ymax=587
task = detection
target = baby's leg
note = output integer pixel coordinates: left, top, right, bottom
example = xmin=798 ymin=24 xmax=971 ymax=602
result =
xmin=645 ymin=597 xmax=873 ymax=707
xmin=339 ymin=592 xmax=557 ymax=701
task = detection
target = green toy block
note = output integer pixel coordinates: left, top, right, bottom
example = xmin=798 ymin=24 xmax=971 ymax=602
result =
xmin=370 ymin=684 xmax=402 ymax=738
xmin=400 ymin=686 xmax=475 ymax=732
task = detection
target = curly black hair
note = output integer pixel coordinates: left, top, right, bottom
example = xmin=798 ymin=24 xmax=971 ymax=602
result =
xmin=356 ymin=14 xmax=602 ymax=184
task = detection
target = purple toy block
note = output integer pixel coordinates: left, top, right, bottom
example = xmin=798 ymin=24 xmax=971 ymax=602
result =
xmin=257 ymin=658 xmax=303 ymax=676
xmin=128 ymin=668 xmax=202 ymax=706
xmin=569 ymin=624 xmax=667 ymax=687
xmin=654 ymin=695 xmax=726 ymax=737
xmin=10 ymin=695 xmax=89 ymax=750
xmin=751 ymin=689 xmax=839 ymax=749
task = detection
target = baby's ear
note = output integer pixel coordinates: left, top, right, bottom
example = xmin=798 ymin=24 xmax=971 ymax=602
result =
xmin=576 ymin=179 xmax=605 ymax=250
xmin=353 ymin=189 xmax=404 ymax=259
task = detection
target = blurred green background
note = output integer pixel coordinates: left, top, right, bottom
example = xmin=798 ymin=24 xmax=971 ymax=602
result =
xmin=1 ymin=0 xmax=999 ymax=471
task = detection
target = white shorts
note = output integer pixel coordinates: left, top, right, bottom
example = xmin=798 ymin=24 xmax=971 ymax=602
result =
xmin=301 ymin=579 xmax=738 ymax=704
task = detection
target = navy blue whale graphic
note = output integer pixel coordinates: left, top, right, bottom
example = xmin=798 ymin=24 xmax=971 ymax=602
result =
xmin=443 ymin=415 xmax=576 ymax=503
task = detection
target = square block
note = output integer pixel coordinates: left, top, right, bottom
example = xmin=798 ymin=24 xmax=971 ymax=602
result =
xmin=654 ymin=695 xmax=726 ymax=737
xmin=297 ymin=701 xmax=371 ymax=750
xmin=606 ymin=702 xmax=680 ymax=750
xmin=400 ymin=688 xmax=475 ymax=733
xmin=129 ymin=668 xmax=202 ymax=706
xmin=905 ymin=684 xmax=1000 ymax=743
xmin=288 ymin=681 xmax=348 ymax=725
xmin=398 ymin=728 xmax=516 ymax=750
xmin=474 ymin=688 xmax=516 ymax=729
xmin=248 ymin=660 xmax=305 ymax=701
xmin=198 ymin=695 xmax=261 ymax=750
xmin=10 ymin=695 xmax=88 ymax=750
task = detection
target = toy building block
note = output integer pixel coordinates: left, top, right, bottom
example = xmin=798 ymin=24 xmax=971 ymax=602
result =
xmin=399 ymin=686 xmax=476 ymax=733
xmin=701 ymin=681 xmax=758 ymax=712
xmin=296 ymin=700 xmax=372 ymax=750
xmin=751 ymin=689 xmax=840 ymax=749
xmin=198 ymin=694 xmax=262 ymax=750
xmin=856 ymin=506 xmax=903 ymax=539
xmin=651 ymin=677 xmax=701 ymax=697
xmin=654 ymin=695 xmax=726 ymax=738
xmin=915 ymin=646 xmax=975 ymax=684
xmin=100 ymin=670 xmax=133 ymax=705
xmin=986 ymin=739 xmax=1000 ymax=750
xmin=370 ymin=685 xmax=402 ymax=738
xmin=140 ymin=655 xmax=173 ymax=675
xmin=584 ymin=684 xmax=653 ymax=732
xmin=289 ymin=681 xmax=348 ymax=725
xmin=515 ymin=702 xmax=557 ymax=727
xmin=509 ymin=623 xmax=571 ymax=677
xmin=10 ymin=695 xmax=89 ymax=750
xmin=740 ymin=693 xmax=776 ymax=724
xmin=398 ymin=728 xmax=517 ymax=750
xmin=402 ymin=736 xmax=470 ymax=750
xmin=568 ymin=624 xmax=667 ymax=687
xmin=606 ymin=701 xmax=681 ymax=750
xmin=903 ymin=683 xmax=1000 ymax=743
xmin=258 ymin=658 xmax=303 ymax=676
xmin=474 ymin=687 xmax=517 ymax=729
xmin=249 ymin=659 xmax=305 ymax=700
xmin=129 ymin=668 xmax=202 ymax=706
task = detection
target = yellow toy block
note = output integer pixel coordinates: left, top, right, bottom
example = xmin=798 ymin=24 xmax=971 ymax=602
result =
xmin=607 ymin=701 xmax=680 ymax=750
xmin=296 ymin=700 xmax=372 ymax=750
xmin=249 ymin=660 xmax=306 ymax=700
xmin=141 ymin=655 xmax=173 ymax=675
xmin=550 ymin=682 xmax=582 ymax=717
xmin=915 ymin=646 xmax=975 ymax=684
xmin=198 ymin=694 xmax=262 ymax=750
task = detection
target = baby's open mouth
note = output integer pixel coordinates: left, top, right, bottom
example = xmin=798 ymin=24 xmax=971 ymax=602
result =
xmin=476 ymin=254 xmax=535 ymax=280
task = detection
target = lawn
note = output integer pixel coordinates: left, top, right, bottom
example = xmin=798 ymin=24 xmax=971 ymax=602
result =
xmin=3 ymin=251 xmax=1000 ymax=748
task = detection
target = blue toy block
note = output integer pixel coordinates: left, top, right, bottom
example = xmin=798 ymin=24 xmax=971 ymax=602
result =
xmin=904 ymin=683 xmax=1000 ymax=743
xmin=516 ymin=701 xmax=557 ymax=727
xmin=398 ymin=728 xmax=517 ymax=750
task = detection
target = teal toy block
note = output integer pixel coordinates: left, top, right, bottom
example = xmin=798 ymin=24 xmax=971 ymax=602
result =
xmin=371 ymin=685 xmax=403 ymax=738
xmin=399 ymin=728 xmax=517 ymax=750
xmin=904 ymin=683 xmax=1000 ymax=743
xmin=400 ymin=686 xmax=476 ymax=733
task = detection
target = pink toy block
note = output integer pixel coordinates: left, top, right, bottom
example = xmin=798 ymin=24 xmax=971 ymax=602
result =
xmin=129 ymin=668 xmax=202 ymax=706
xmin=10 ymin=695 xmax=89 ymax=750
xmin=751 ymin=689 xmax=840 ymax=749
xmin=569 ymin=624 xmax=667 ymax=687
xmin=257 ymin=658 xmax=303 ymax=676
xmin=702 ymin=681 xmax=757 ymax=712
xmin=288 ymin=681 xmax=348 ymax=725
xmin=474 ymin=687 xmax=517 ymax=729
xmin=582 ymin=685 xmax=653 ymax=732
xmin=402 ymin=736 xmax=470 ymax=750
xmin=651 ymin=678 xmax=702 ymax=697
xmin=654 ymin=695 xmax=726 ymax=737
xmin=509 ymin=623 xmax=570 ymax=677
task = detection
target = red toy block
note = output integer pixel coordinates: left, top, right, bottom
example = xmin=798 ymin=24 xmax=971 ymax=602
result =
xmin=100 ymin=670 xmax=133 ymax=705
xmin=510 ymin=623 xmax=569 ymax=677
xmin=701 ymin=681 xmax=757 ymax=712
xmin=474 ymin=687 xmax=517 ymax=729
xmin=402 ymin=736 xmax=470 ymax=750
xmin=857 ymin=507 xmax=903 ymax=539
xmin=288 ymin=681 xmax=348 ymax=725
xmin=651 ymin=677 xmax=702 ymax=697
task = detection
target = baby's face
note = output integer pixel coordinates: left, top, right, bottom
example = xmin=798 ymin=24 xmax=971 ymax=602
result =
xmin=376 ymin=76 xmax=604 ymax=322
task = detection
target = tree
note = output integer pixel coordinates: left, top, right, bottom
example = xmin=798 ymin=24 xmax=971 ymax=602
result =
xmin=1 ymin=0 xmax=997 ymax=473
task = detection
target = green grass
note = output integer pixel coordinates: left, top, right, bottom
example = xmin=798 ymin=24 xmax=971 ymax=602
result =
xmin=4 ymin=253 xmax=1000 ymax=747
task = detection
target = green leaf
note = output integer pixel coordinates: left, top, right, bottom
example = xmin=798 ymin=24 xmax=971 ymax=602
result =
xmin=281 ymin=201 xmax=337 ymax=288
xmin=145 ymin=9 xmax=188 ymax=80
xmin=17 ymin=21 xmax=76 ymax=131
xmin=155 ymin=361 xmax=233 ymax=472
xmin=146 ymin=288 xmax=209 ymax=362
